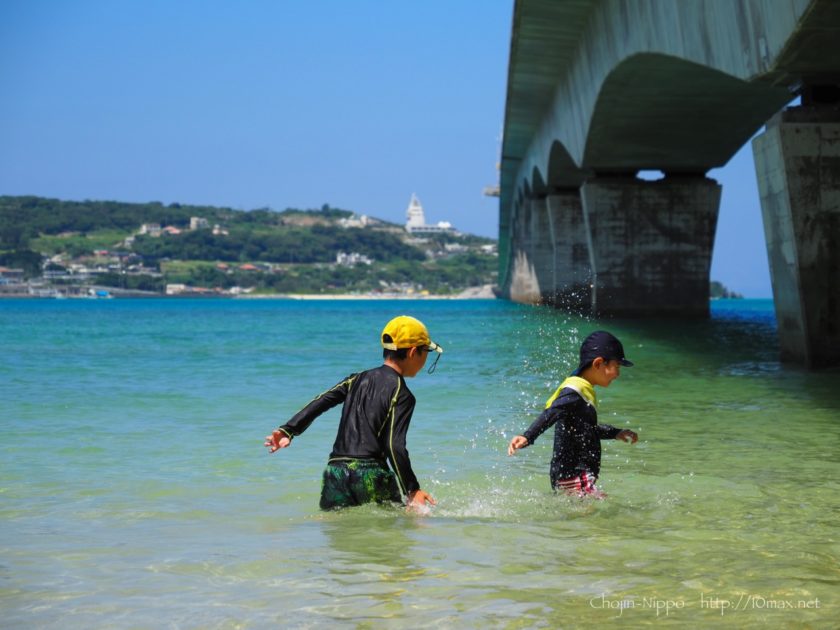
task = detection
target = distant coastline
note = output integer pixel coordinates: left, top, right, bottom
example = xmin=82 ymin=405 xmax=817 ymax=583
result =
xmin=0 ymin=284 xmax=499 ymax=300
xmin=241 ymin=285 xmax=497 ymax=300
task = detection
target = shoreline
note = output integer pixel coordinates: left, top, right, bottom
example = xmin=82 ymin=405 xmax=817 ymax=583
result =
xmin=238 ymin=294 xmax=493 ymax=301
xmin=0 ymin=284 xmax=499 ymax=301
xmin=241 ymin=284 xmax=498 ymax=300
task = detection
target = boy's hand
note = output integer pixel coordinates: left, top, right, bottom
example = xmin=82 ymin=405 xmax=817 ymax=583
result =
xmin=507 ymin=435 xmax=529 ymax=456
xmin=616 ymin=429 xmax=638 ymax=444
xmin=407 ymin=489 xmax=436 ymax=513
xmin=264 ymin=430 xmax=291 ymax=453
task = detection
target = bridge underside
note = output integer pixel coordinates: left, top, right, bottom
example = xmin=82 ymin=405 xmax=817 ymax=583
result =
xmin=499 ymin=0 xmax=840 ymax=368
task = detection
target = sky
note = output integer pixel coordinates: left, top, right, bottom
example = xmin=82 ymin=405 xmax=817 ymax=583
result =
xmin=1 ymin=0 xmax=774 ymax=297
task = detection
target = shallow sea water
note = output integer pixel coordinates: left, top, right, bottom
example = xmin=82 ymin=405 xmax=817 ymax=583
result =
xmin=1 ymin=298 xmax=838 ymax=628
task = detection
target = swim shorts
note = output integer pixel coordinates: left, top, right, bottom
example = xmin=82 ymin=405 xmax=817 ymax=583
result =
xmin=319 ymin=458 xmax=402 ymax=510
xmin=554 ymin=471 xmax=604 ymax=498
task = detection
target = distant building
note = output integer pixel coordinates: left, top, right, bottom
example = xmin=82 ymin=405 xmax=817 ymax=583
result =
xmin=0 ymin=267 xmax=24 ymax=283
xmin=404 ymin=194 xmax=455 ymax=234
xmin=336 ymin=252 xmax=373 ymax=266
xmin=42 ymin=267 xmax=69 ymax=281
xmin=338 ymin=214 xmax=371 ymax=229
xmin=444 ymin=242 xmax=468 ymax=254
xmin=190 ymin=217 xmax=209 ymax=230
xmin=139 ymin=223 xmax=161 ymax=237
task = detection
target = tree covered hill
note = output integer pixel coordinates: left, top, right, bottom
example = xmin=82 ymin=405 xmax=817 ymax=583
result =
xmin=0 ymin=195 xmax=430 ymax=264
xmin=130 ymin=223 xmax=423 ymax=265
xmin=0 ymin=195 xmax=372 ymax=237
xmin=0 ymin=195 xmax=420 ymax=259
xmin=0 ymin=195 xmax=498 ymax=295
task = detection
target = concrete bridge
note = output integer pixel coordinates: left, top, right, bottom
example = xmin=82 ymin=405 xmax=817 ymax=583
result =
xmin=498 ymin=0 xmax=840 ymax=368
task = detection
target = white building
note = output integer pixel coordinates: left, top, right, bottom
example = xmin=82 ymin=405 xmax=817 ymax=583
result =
xmin=190 ymin=217 xmax=209 ymax=230
xmin=338 ymin=214 xmax=371 ymax=229
xmin=336 ymin=252 xmax=373 ymax=266
xmin=404 ymin=194 xmax=455 ymax=234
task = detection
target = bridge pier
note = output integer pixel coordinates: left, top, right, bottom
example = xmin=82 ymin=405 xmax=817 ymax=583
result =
xmin=547 ymin=192 xmax=591 ymax=311
xmin=752 ymin=106 xmax=840 ymax=368
xmin=508 ymin=199 xmax=542 ymax=303
xmin=506 ymin=193 xmax=593 ymax=307
xmin=528 ymin=197 xmax=555 ymax=303
xmin=579 ymin=176 xmax=721 ymax=317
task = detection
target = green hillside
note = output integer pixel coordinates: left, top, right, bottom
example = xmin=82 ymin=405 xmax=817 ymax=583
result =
xmin=0 ymin=195 xmax=498 ymax=295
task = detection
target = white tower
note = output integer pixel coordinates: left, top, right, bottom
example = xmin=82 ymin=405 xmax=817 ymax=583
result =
xmin=405 ymin=193 xmax=426 ymax=232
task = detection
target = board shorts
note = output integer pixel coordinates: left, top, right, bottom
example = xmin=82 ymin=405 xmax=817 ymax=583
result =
xmin=553 ymin=471 xmax=605 ymax=498
xmin=319 ymin=458 xmax=402 ymax=511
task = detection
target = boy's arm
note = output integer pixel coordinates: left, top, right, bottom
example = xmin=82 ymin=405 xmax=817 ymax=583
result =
xmin=264 ymin=430 xmax=291 ymax=453
xmin=615 ymin=429 xmax=638 ymax=443
xmin=407 ymin=488 xmax=436 ymax=511
xmin=523 ymin=407 xmax=559 ymax=445
xmin=507 ymin=435 xmax=529 ymax=455
xmin=385 ymin=395 xmax=420 ymax=498
xmin=508 ymin=405 xmax=561 ymax=455
xmin=595 ymin=423 xmax=638 ymax=443
xmin=265 ymin=375 xmax=354 ymax=453
xmin=595 ymin=423 xmax=622 ymax=440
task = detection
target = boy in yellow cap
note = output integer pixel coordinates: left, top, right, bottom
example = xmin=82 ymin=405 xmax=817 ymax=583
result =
xmin=507 ymin=330 xmax=638 ymax=498
xmin=264 ymin=315 xmax=442 ymax=511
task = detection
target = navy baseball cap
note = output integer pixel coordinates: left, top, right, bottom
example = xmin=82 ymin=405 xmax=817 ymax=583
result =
xmin=571 ymin=330 xmax=634 ymax=376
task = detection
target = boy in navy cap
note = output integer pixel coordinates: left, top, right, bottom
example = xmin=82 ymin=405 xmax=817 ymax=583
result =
xmin=507 ymin=330 xmax=638 ymax=497
xmin=264 ymin=315 xmax=442 ymax=512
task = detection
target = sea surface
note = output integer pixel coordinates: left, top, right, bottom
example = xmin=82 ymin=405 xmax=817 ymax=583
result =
xmin=1 ymin=298 xmax=838 ymax=628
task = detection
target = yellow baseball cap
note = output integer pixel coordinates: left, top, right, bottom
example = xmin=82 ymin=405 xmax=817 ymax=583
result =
xmin=381 ymin=315 xmax=443 ymax=353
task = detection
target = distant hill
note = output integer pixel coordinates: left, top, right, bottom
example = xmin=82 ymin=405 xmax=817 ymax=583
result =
xmin=710 ymin=280 xmax=743 ymax=299
xmin=0 ymin=196 xmax=415 ymax=262
xmin=0 ymin=195 xmax=498 ymax=295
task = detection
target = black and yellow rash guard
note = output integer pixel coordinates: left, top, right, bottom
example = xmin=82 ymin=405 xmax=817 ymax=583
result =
xmin=278 ymin=365 xmax=419 ymax=496
xmin=521 ymin=380 xmax=621 ymax=484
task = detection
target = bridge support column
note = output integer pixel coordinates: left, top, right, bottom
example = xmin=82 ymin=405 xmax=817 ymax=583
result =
xmin=529 ymin=197 xmax=556 ymax=304
xmin=546 ymin=192 xmax=591 ymax=311
xmin=508 ymin=197 xmax=542 ymax=304
xmin=580 ymin=176 xmax=721 ymax=317
xmin=752 ymin=106 xmax=840 ymax=368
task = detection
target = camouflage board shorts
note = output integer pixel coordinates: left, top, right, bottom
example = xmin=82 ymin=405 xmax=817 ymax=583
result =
xmin=319 ymin=458 xmax=402 ymax=510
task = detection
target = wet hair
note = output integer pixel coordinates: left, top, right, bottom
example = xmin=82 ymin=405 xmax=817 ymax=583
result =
xmin=383 ymin=347 xmax=410 ymax=361
xmin=382 ymin=333 xmax=411 ymax=360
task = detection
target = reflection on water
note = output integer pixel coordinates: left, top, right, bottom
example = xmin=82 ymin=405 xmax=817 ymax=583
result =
xmin=1 ymin=298 xmax=838 ymax=627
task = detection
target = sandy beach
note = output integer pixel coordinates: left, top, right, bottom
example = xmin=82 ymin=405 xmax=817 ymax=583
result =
xmin=238 ymin=284 xmax=498 ymax=300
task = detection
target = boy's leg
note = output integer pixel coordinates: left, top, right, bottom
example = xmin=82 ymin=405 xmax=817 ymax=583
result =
xmin=320 ymin=461 xmax=358 ymax=510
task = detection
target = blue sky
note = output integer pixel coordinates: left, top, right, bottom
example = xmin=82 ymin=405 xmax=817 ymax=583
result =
xmin=1 ymin=0 xmax=773 ymax=296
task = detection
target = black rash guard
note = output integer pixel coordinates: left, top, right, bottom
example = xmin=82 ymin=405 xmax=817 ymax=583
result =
xmin=522 ymin=387 xmax=621 ymax=483
xmin=278 ymin=364 xmax=419 ymax=495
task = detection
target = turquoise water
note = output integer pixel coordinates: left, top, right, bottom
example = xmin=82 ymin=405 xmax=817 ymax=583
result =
xmin=1 ymin=298 xmax=838 ymax=628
